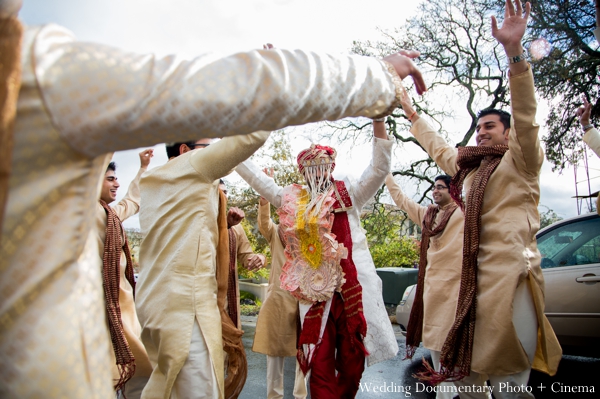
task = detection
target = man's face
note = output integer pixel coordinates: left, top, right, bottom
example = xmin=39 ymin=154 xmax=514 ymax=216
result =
xmin=475 ymin=114 xmax=509 ymax=147
xmin=100 ymin=170 xmax=120 ymax=204
xmin=432 ymin=179 xmax=451 ymax=207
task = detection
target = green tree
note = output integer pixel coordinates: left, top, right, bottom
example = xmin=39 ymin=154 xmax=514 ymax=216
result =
xmin=539 ymin=205 xmax=564 ymax=229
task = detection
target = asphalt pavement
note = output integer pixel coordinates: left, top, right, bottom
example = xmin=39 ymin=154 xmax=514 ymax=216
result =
xmin=237 ymin=315 xmax=600 ymax=398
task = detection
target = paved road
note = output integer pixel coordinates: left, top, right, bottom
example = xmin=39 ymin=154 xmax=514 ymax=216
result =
xmin=238 ymin=315 xmax=600 ymax=398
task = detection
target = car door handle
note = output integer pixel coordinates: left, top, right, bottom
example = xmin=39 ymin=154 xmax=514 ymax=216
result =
xmin=576 ymin=274 xmax=599 ymax=284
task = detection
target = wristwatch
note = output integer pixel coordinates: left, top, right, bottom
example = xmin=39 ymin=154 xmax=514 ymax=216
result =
xmin=508 ymin=49 xmax=528 ymax=64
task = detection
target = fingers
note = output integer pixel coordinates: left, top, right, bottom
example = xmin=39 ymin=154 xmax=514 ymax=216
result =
xmin=491 ymin=15 xmax=498 ymax=36
xmin=411 ymin=69 xmax=427 ymax=95
xmin=523 ymin=2 xmax=531 ymax=20
xmin=397 ymin=49 xmax=421 ymax=59
xmin=139 ymin=149 xmax=154 ymax=167
xmin=263 ymin=43 xmax=274 ymax=50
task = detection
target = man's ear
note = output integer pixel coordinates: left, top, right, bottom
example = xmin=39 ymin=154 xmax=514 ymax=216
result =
xmin=179 ymin=144 xmax=191 ymax=155
xmin=503 ymin=128 xmax=510 ymax=143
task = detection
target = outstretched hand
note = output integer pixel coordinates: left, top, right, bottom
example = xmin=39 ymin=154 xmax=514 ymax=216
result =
xmin=382 ymin=50 xmax=427 ymax=95
xmin=491 ymin=0 xmax=530 ymax=53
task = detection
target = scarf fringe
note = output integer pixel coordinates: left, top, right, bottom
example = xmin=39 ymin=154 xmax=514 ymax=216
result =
xmin=413 ymin=357 xmax=468 ymax=385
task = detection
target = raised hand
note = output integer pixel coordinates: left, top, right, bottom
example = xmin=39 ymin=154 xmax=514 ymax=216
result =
xmin=139 ymin=149 xmax=154 ymax=168
xmin=576 ymin=96 xmax=592 ymax=128
xmin=491 ymin=0 xmax=530 ymax=54
xmin=227 ymin=207 xmax=245 ymax=228
xmin=382 ymin=50 xmax=427 ymax=95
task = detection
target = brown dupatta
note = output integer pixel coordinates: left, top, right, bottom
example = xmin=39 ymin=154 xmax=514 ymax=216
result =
xmin=216 ymin=190 xmax=247 ymax=398
xmin=99 ymin=199 xmax=136 ymax=392
xmin=0 ymin=16 xmax=23 ymax=241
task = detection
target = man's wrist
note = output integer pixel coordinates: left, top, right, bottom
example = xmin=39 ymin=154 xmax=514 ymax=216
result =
xmin=582 ymin=124 xmax=594 ymax=133
xmin=507 ymin=49 xmax=528 ymax=64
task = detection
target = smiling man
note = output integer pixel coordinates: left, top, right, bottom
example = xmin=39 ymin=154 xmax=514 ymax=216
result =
xmin=396 ymin=1 xmax=562 ymax=397
xmin=96 ymin=150 xmax=154 ymax=399
xmin=385 ymin=174 xmax=465 ymax=399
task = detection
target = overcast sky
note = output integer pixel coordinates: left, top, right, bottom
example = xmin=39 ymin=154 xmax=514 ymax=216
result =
xmin=20 ymin=0 xmax=599 ymax=228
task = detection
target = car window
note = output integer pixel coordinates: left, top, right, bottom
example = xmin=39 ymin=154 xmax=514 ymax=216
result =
xmin=538 ymin=217 xmax=600 ymax=269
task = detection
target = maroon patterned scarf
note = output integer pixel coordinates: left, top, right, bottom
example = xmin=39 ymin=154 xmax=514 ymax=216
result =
xmin=99 ymin=200 xmax=136 ymax=392
xmin=227 ymin=228 xmax=239 ymax=328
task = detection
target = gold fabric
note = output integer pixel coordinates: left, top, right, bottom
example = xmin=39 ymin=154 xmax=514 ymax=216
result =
xmin=1 ymin=22 xmax=405 ymax=397
xmin=33 ymin=25 xmax=403 ymax=159
xmin=95 ymin=167 xmax=153 ymax=382
xmin=0 ymin=16 xmax=22 ymax=241
xmin=136 ymin=131 xmax=270 ymax=399
xmin=385 ymin=175 xmax=463 ymax=352
xmin=410 ymin=66 xmax=561 ymax=376
xmin=252 ymin=201 xmax=299 ymax=357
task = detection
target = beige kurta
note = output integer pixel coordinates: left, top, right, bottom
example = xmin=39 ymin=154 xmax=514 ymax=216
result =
xmin=95 ymin=167 xmax=153 ymax=381
xmin=1 ymin=23 xmax=404 ymax=398
xmin=385 ymin=175 xmax=463 ymax=351
xmin=229 ymin=223 xmax=256 ymax=328
xmin=252 ymin=201 xmax=299 ymax=357
xmin=583 ymin=127 xmax=600 ymax=158
xmin=136 ymin=131 xmax=270 ymax=399
xmin=410 ymin=66 xmax=561 ymax=375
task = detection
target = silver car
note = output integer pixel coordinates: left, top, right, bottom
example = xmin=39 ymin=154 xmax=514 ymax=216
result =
xmin=396 ymin=212 xmax=600 ymax=355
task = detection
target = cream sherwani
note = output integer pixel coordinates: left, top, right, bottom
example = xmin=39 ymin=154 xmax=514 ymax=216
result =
xmin=253 ymin=202 xmax=299 ymax=357
xmin=1 ymin=23 xmax=404 ymax=398
xmin=409 ymin=66 xmax=561 ymax=376
xmin=385 ymin=175 xmax=463 ymax=352
xmin=254 ymin=201 xmax=307 ymax=399
xmin=136 ymin=131 xmax=270 ymax=399
xmin=236 ymin=137 xmax=399 ymax=367
xmin=95 ymin=167 xmax=153 ymax=386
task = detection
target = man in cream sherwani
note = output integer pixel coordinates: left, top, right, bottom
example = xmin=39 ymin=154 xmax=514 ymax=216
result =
xmin=0 ymin=1 xmax=426 ymax=396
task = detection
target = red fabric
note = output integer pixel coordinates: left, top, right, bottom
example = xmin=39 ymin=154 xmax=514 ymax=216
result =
xmin=309 ymin=293 xmax=366 ymax=398
xmin=297 ymin=180 xmax=368 ymax=374
xmin=227 ymin=228 xmax=238 ymax=328
xmin=331 ymin=211 xmax=368 ymax=349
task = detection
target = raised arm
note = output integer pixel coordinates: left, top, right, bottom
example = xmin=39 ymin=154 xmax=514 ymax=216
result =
xmin=31 ymin=25 xmax=426 ymax=158
xmin=235 ymin=160 xmax=284 ymax=208
xmin=400 ymin=87 xmax=459 ymax=175
xmin=257 ymin=198 xmax=275 ymax=243
xmin=351 ymin=126 xmax=394 ymax=209
xmin=190 ymin=131 xmax=270 ymax=181
xmin=493 ymin=0 xmax=543 ymax=176
xmin=112 ymin=149 xmax=153 ymax=221
xmin=384 ymin=174 xmax=427 ymax=228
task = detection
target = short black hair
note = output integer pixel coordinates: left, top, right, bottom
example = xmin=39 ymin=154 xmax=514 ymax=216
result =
xmin=477 ymin=108 xmax=512 ymax=131
xmin=166 ymin=142 xmax=196 ymax=159
xmin=106 ymin=161 xmax=116 ymax=172
xmin=434 ymin=174 xmax=451 ymax=188
xmin=219 ymin=179 xmax=225 ymax=185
